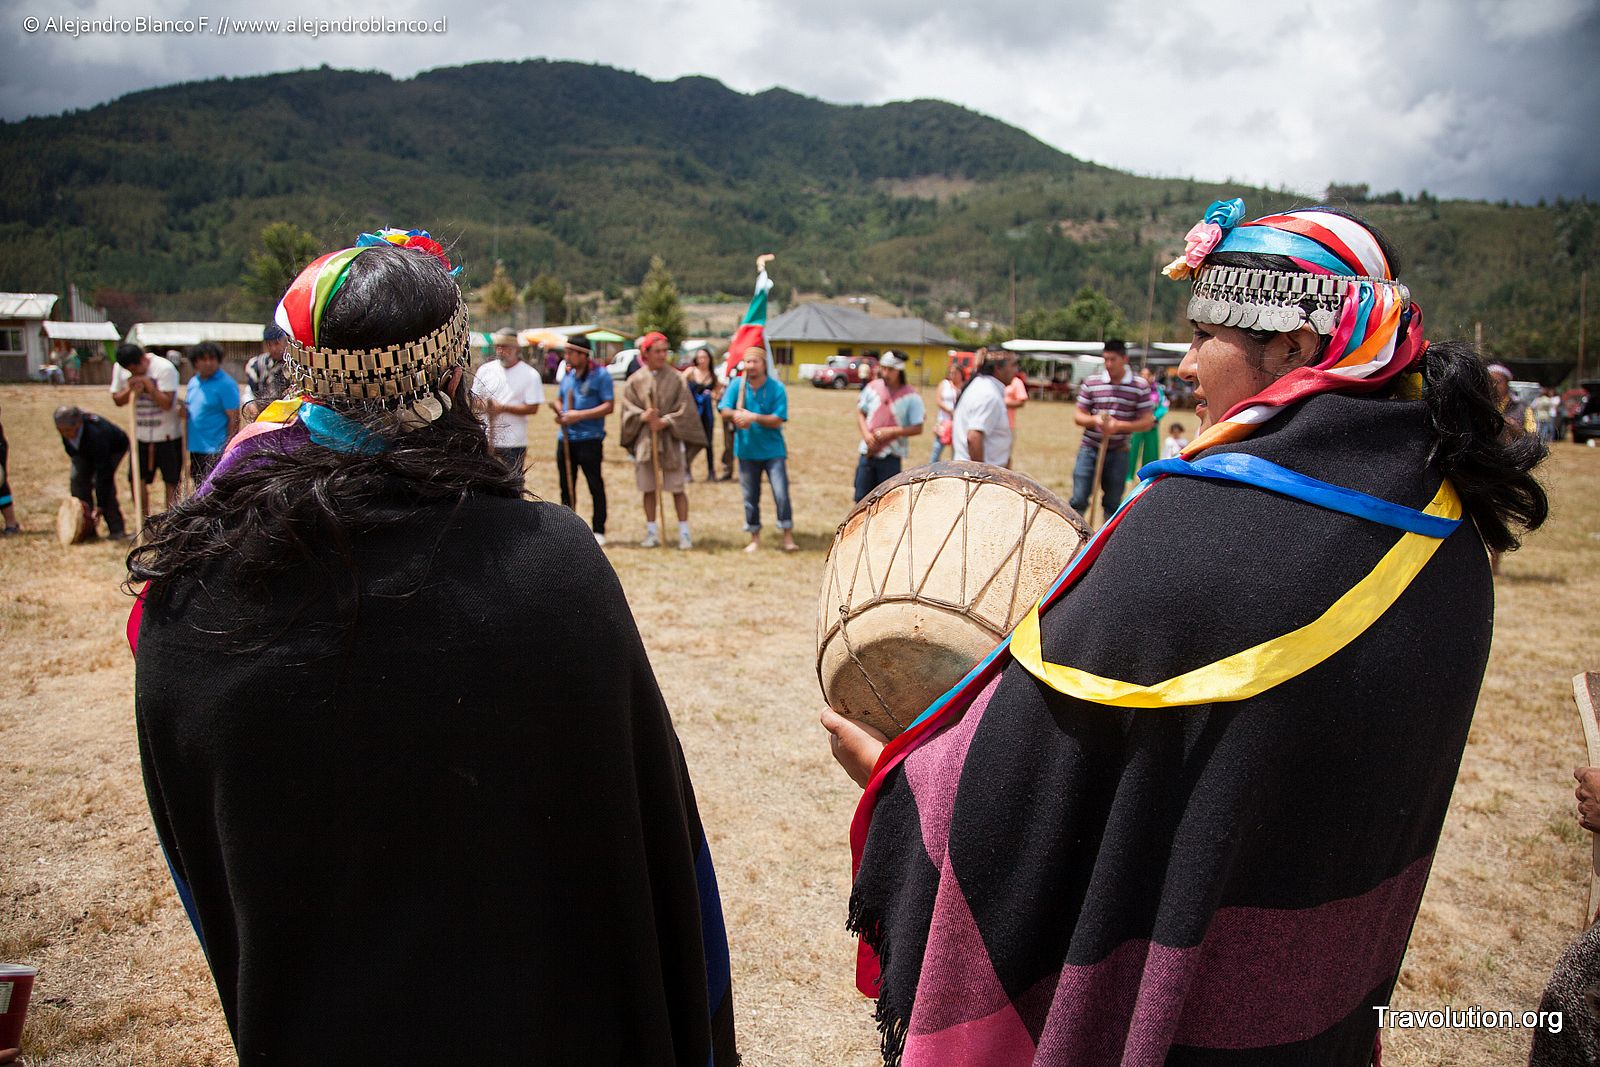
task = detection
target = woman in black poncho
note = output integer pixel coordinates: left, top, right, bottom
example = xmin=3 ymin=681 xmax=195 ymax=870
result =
xmin=126 ymin=231 xmax=737 ymax=1065
xmin=822 ymin=202 xmax=1548 ymax=1066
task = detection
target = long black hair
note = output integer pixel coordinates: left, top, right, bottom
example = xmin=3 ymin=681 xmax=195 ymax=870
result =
xmin=126 ymin=244 xmax=523 ymax=607
xmin=1207 ymin=210 xmax=1547 ymax=554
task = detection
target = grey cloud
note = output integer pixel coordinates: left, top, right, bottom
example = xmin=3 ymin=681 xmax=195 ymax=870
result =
xmin=0 ymin=0 xmax=1594 ymax=201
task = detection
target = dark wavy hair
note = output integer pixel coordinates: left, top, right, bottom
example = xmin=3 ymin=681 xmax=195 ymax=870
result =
xmin=1207 ymin=209 xmax=1547 ymax=553
xmin=126 ymin=244 xmax=523 ymax=617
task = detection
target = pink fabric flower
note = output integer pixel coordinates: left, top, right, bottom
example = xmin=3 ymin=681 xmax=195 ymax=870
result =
xmin=1182 ymin=221 xmax=1224 ymax=268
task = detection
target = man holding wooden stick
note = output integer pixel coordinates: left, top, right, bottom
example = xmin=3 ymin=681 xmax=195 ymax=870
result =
xmin=621 ymin=331 xmax=704 ymax=549
xmin=552 ymin=335 xmax=612 ymax=545
xmin=1070 ymin=339 xmax=1154 ymax=525
xmin=110 ymin=342 xmax=182 ymax=528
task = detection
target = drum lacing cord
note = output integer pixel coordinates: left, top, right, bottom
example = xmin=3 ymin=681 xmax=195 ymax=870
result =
xmin=838 ymin=603 xmax=906 ymax=733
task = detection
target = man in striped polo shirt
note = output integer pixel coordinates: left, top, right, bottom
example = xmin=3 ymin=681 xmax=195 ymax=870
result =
xmin=1070 ymin=339 xmax=1155 ymax=520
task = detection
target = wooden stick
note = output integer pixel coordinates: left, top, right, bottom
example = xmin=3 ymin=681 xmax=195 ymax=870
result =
xmin=1575 ymin=671 xmax=1600 ymax=926
xmin=125 ymin=375 xmax=145 ymax=535
xmin=649 ymin=375 xmax=663 ymax=517
xmin=560 ymin=418 xmax=579 ymax=516
xmin=179 ymin=403 xmax=192 ymax=499
xmin=1086 ymin=430 xmax=1111 ymax=529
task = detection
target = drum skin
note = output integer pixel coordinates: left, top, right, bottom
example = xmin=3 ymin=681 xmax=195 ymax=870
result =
xmin=817 ymin=462 xmax=1088 ymax=738
xmin=57 ymin=496 xmax=92 ymax=545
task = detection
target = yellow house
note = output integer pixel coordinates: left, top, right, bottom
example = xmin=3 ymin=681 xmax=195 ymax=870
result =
xmin=768 ymin=303 xmax=961 ymax=386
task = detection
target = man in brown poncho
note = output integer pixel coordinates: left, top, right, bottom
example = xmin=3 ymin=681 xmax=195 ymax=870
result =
xmin=621 ymin=332 xmax=707 ymax=549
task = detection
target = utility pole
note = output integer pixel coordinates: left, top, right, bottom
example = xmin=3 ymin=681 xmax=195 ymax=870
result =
xmin=1580 ymin=269 xmax=1588 ymax=381
xmin=1141 ymin=251 xmax=1158 ymax=369
xmin=57 ymin=191 xmax=69 ymax=306
xmin=1009 ymin=259 xmax=1017 ymax=333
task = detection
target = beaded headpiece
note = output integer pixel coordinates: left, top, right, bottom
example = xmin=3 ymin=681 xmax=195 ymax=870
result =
xmin=1164 ymin=199 xmax=1426 ymax=456
xmin=274 ymin=229 xmax=468 ymax=426
xmin=1187 ymin=265 xmax=1409 ymax=337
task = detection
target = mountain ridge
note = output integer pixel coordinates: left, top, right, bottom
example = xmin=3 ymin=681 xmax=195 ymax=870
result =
xmin=0 ymin=59 xmax=1591 ymax=362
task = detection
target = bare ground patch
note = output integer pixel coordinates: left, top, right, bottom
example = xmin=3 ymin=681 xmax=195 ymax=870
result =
xmin=2 ymin=381 xmax=1596 ymax=1065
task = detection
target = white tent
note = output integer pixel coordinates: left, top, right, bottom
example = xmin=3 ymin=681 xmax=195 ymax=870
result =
xmin=124 ymin=322 xmax=267 ymax=348
xmin=43 ymin=321 xmax=121 ymax=342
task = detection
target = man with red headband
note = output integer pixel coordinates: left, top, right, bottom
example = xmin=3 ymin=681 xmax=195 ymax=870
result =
xmin=621 ymin=331 xmax=705 ymax=548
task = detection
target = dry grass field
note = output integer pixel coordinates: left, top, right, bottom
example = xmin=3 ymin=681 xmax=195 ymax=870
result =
xmin=1 ymin=378 xmax=1597 ymax=1066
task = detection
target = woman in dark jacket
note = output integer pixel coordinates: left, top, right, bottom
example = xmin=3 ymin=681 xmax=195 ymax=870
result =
xmin=824 ymin=202 xmax=1547 ymax=1067
xmin=127 ymin=231 xmax=736 ymax=1065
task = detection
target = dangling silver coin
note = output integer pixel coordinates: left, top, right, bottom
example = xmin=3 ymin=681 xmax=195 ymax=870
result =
xmin=412 ymin=394 xmax=444 ymax=422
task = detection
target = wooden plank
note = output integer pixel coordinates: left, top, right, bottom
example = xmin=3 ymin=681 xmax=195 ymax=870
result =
xmin=1576 ymin=672 xmax=1600 ymax=925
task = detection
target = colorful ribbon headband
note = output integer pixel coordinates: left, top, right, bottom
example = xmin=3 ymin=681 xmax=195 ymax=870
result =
xmin=274 ymin=228 xmax=459 ymax=348
xmin=1166 ymin=200 xmax=1425 ymax=456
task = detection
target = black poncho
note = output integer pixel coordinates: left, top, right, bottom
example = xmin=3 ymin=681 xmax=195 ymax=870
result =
xmin=134 ymin=491 xmax=737 ymax=1064
xmin=848 ymin=392 xmax=1492 ymax=1066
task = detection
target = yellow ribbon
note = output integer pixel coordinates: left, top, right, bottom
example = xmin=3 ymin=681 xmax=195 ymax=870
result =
xmin=1010 ymin=480 xmax=1463 ymax=708
xmin=256 ymin=396 xmax=305 ymax=424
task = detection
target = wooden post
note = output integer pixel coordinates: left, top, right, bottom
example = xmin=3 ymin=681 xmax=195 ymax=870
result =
xmin=1576 ymin=672 xmax=1600 ymax=927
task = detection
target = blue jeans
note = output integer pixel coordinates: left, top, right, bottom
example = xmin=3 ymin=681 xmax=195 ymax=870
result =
xmin=853 ymin=453 xmax=902 ymax=502
xmin=1069 ymin=442 xmax=1130 ymax=519
xmin=929 ymin=435 xmax=949 ymax=464
xmin=738 ymin=457 xmax=793 ymax=532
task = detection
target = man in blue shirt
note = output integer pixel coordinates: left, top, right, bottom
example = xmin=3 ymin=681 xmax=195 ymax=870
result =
xmin=554 ymin=335 xmax=614 ymax=545
xmin=718 ymin=347 xmax=797 ymax=552
xmin=183 ymin=342 xmax=241 ymax=483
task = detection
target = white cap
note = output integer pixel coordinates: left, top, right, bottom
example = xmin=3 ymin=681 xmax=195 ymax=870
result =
xmin=878 ymin=351 xmax=907 ymax=370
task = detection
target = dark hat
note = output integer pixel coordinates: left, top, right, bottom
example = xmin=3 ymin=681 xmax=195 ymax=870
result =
xmin=263 ymin=324 xmax=288 ymax=342
xmin=565 ymin=334 xmax=592 ymax=353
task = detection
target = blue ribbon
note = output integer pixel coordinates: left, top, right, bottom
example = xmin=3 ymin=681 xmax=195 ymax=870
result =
xmin=1136 ymin=453 xmax=1460 ymax=538
xmin=299 ymin=403 xmax=386 ymax=455
xmin=1214 ymin=225 xmax=1353 ymax=275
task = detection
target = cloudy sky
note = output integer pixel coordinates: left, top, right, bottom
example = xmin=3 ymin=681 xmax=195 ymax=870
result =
xmin=3 ymin=0 xmax=1596 ymax=203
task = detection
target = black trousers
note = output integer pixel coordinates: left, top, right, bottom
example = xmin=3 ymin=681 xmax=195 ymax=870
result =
xmin=556 ymin=437 xmax=607 ymax=534
xmin=71 ymin=447 xmax=128 ymax=536
xmin=700 ymin=412 xmax=717 ymax=477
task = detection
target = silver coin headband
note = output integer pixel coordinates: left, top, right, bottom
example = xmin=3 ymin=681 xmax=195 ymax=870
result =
xmin=1188 ymin=265 xmax=1411 ymax=337
xmin=284 ymin=300 xmax=470 ymax=426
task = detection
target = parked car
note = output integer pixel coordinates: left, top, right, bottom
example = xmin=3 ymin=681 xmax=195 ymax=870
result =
xmin=811 ymin=355 xmax=878 ymax=389
xmin=607 ymin=348 xmax=641 ymax=382
xmin=1571 ymin=379 xmax=1600 ymax=444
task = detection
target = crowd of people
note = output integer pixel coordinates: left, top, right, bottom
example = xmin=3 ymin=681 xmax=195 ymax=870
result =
xmin=0 ymin=204 xmax=1589 ymax=1066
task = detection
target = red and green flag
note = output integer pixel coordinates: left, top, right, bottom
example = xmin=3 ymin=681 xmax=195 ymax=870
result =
xmin=723 ymin=268 xmax=774 ymax=379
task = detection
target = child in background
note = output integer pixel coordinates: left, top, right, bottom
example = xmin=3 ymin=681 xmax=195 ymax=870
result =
xmin=1163 ymin=421 xmax=1188 ymax=459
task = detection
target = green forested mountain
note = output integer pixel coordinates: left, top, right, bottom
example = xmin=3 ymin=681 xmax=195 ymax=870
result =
xmin=1 ymin=59 xmax=1593 ymax=362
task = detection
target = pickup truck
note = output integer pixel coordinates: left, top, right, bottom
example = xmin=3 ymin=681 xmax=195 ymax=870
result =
xmin=811 ymin=355 xmax=878 ymax=389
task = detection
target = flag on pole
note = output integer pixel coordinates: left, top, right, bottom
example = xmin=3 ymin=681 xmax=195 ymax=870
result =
xmin=723 ymin=268 xmax=775 ymax=379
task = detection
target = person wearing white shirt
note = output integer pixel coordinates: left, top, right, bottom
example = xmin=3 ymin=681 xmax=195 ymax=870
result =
xmin=471 ymin=329 xmax=545 ymax=475
xmin=110 ymin=342 xmax=183 ymax=515
xmin=952 ymin=350 xmax=1018 ymax=467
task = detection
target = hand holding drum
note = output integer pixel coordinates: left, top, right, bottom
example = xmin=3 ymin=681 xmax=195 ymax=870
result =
xmin=817 ymin=462 xmax=1089 ymax=739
